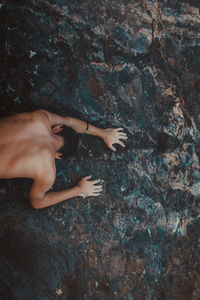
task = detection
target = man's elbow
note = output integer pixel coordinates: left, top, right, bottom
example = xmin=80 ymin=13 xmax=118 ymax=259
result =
xmin=30 ymin=198 xmax=46 ymax=210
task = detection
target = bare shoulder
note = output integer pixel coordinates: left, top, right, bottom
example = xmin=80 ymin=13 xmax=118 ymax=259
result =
xmin=32 ymin=109 xmax=50 ymax=122
xmin=32 ymin=109 xmax=67 ymax=127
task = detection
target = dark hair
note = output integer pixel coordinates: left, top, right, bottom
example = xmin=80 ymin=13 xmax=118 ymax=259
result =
xmin=58 ymin=126 xmax=80 ymax=158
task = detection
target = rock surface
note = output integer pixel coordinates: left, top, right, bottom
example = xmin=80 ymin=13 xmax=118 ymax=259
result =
xmin=0 ymin=0 xmax=200 ymax=299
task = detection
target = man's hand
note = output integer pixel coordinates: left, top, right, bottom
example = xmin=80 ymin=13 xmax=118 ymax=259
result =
xmin=77 ymin=176 xmax=103 ymax=198
xmin=102 ymin=128 xmax=128 ymax=151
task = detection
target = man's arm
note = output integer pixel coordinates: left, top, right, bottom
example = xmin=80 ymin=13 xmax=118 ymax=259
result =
xmin=40 ymin=109 xmax=105 ymax=137
xmin=29 ymin=175 xmax=102 ymax=209
xmin=39 ymin=110 xmax=128 ymax=152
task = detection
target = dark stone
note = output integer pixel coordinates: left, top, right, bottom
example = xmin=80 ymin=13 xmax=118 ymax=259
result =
xmin=0 ymin=0 xmax=200 ymax=299
xmin=157 ymin=132 xmax=180 ymax=153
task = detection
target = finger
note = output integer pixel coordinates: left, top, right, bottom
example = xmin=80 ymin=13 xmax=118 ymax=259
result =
xmin=119 ymin=133 xmax=127 ymax=137
xmin=94 ymin=186 xmax=103 ymax=190
xmin=119 ymin=136 xmax=128 ymax=140
xmin=92 ymin=192 xmax=100 ymax=196
xmin=115 ymin=128 xmax=124 ymax=132
xmin=94 ymin=188 xmax=102 ymax=192
xmin=93 ymin=184 xmax=102 ymax=188
xmin=117 ymin=141 xmax=125 ymax=147
xmin=91 ymin=179 xmax=101 ymax=184
xmin=109 ymin=145 xmax=116 ymax=151
xmin=91 ymin=185 xmax=102 ymax=190
xmin=84 ymin=175 xmax=92 ymax=180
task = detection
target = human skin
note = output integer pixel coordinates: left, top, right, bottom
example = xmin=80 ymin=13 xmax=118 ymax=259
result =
xmin=0 ymin=110 xmax=128 ymax=209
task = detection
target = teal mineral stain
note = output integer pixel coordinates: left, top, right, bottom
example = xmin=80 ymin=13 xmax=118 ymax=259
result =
xmin=134 ymin=285 xmax=142 ymax=296
xmin=134 ymin=34 xmax=150 ymax=54
xmin=115 ymin=27 xmax=131 ymax=43
xmin=56 ymin=0 xmax=68 ymax=7
xmin=126 ymin=230 xmax=151 ymax=247
xmin=87 ymin=224 xmax=95 ymax=232
xmin=14 ymin=96 xmax=22 ymax=104
xmin=192 ymin=171 xmax=200 ymax=182
xmin=144 ymin=245 xmax=163 ymax=277
xmin=131 ymin=215 xmax=142 ymax=223
xmin=177 ymin=226 xmax=185 ymax=236
xmin=127 ymin=294 xmax=133 ymax=300
xmin=181 ymin=156 xmax=193 ymax=167
xmin=128 ymin=151 xmax=137 ymax=161
xmin=97 ymin=50 xmax=105 ymax=61
xmin=118 ymin=69 xmax=132 ymax=85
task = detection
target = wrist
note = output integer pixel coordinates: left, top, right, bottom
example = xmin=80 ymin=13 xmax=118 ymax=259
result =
xmin=73 ymin=185 xmax=83 ymax=197
xmin=75 ymin=185 xmax=86 ymax=198
xmin=83 ymin=121 xmax=89 ymax=134
xmin=97 ymin=128 xmax=106 ymax=139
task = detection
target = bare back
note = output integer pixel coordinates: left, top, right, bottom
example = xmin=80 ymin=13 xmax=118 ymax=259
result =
xmin=0 ymin=110 xmax=57 ymax=180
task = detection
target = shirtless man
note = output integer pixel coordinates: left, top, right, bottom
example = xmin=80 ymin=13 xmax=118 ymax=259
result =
xmin=0 ymin=110 xmax=127 ymax=209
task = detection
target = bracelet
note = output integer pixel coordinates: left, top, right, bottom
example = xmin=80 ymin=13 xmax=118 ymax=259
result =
xmin=84 ymin=121 xmax=89 ymax=134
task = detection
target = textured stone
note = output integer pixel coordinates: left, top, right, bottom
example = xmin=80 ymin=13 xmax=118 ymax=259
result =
xmin=0 ymin=0 xmax=200 ymax=299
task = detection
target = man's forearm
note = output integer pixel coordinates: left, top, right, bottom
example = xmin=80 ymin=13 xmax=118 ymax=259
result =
xmin=35 ymin=186 xmax=80 ymax=209
xmin=64 ymin=117 xmax=105 ymax=139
